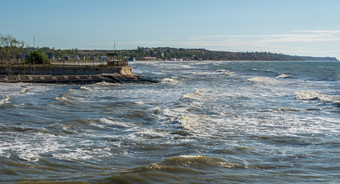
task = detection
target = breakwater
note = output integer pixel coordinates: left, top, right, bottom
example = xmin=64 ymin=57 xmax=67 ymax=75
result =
xmin=0 ymin=66 xmax=157 ymax=83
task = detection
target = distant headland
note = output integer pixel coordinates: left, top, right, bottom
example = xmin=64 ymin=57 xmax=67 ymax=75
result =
xmin=30 ymin=47 xmax=337 ymax=62
xmin=0 ymin=34 xmax=338 ymax=62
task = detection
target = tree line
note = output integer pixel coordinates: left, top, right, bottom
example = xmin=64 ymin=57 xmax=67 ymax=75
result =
xmin=1 ymin=34 xmax=338 ymax=64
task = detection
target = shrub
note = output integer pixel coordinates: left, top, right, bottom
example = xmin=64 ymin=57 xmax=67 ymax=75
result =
xmin=26 ymin=50 xmax=50 ymax=65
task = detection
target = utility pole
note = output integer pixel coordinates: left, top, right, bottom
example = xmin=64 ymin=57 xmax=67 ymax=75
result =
xmin=33 ymin=37 xmax=35 ymax=48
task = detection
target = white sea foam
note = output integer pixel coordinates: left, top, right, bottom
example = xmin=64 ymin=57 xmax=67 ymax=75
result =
xmin=53 ymin=148 xmax=97 ymax=161
xmin=0 ymin=96 xmax=11 ymax=105
xmin=99 ymin=118 xmax=131 ymax=128
xmin=20 ymin=87 xmax=32 ymax=94
xmin=216 ymin=69 xmax=227 ymax=72
xmin=248 ymin=76 xmax=293 ymax=86
xmin=55 ymin=94 xmax=68 ymax=102
xmin=182 ymin=89 xmax=207 ymax=100
xmin=216 ymin=69 xmax=236 ymax=76
xmin=1 ymin=132 xmax=62 ymax=162
xmin=278 ymin=107 xmax=299 ymax=112
xmin=80 ymin=86 xmax=92 ymax=91
xmin=177 ymin=113 xmax=206 ymax=133
xmin=277 ymin=74 xmax=291 ymax=78
xmin=295 ymin=90 xmax=340 ymax=102
xmin=224 ymin=71 xmax=236 ymax=76
xmin=162 ymin=77 xmax=181 ymax=84
xmin=182 ymin=65 xmax=192 ymax=68
xmin=248 ymin=77 xmax=274 ymax=83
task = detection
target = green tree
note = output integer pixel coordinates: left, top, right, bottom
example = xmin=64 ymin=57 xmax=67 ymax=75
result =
xmin=0 ymin=34 xmax=26 ymax=61
xmin=26 ymin=50 xmax=50 ymax=65
xmin=0 ymin=34 xmax=26 ymax=74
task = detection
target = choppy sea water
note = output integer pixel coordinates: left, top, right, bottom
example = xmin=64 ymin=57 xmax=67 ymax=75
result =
xmin=0 ymin=61 xmax=339 ymax=183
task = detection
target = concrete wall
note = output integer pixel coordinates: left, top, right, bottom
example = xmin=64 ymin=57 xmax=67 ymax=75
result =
xmin=0 ymin=66 xmax=131 ymax=75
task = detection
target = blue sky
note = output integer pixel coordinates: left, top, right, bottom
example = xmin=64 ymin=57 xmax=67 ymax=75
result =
xmin=1 ymin=0 xmax=340 ymax=59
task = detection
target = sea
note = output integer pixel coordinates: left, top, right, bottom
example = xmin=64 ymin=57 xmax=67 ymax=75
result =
xmin=0 ymin=61 xmax=339 ymax=183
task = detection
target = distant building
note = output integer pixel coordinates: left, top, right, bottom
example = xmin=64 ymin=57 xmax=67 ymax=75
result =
xmin=143 ymin=57 xmax=157 ymax=61
xmin=99 ymin=56 xmax=108 ymax=61
xmin=170 ymin=58 xmax=183 ymax=61
xmin=74 ymin=55 xmax=80 ymax=60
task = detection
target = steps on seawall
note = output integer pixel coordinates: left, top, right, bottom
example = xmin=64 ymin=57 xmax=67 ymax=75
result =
xmin=0 ymin=74 xmax=158 ymax=84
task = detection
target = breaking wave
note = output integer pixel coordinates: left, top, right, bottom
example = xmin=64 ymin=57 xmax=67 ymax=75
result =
xmin=295 ymin=90 xmax=340 ymax=102
xmin=216 ymin=69 xmax=236 ymax=76
xmin=147 ymin=155 xmax=240 ymax=169
xmin=104 ymin=155 xmax=241 ymax=183
xmin=224 ymin=71 xmax=236 ymax=76
xmin=99 ymin=118 xmax=131 ymax=128
xmin=20 ymin=87 xmax=32 ymax=94
xmin=80 ymin=86 xmax=92 ymax=91
xmin=162 ymin=77 xmax=181 ymax=84
xmin=55 ymin=94 xmax=68 ymax=102
xmin=182 ymin=89 xmax=207 ymax=100
xmin=176 ymin=113 xmax=202 ymax=131
xmin=0 ymin=96 xmax=11 ymax=105
xmin=277 ymin=74 xmax=292 ymax=78
xmin=248 ymin=77 xmax=275 ymax=83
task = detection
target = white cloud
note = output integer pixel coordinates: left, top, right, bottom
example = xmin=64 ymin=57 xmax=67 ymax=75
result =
xmin=182 ymin=30 xmax=340 ymax=58
xmin=294 ymin=30 xmax=340 ymax=33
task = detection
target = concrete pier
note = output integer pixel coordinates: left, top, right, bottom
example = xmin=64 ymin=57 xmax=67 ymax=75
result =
xmin=0 ymin=73 xmax=157 ymax=84
xmin=0 ymin=66 xmax=158 ymax=84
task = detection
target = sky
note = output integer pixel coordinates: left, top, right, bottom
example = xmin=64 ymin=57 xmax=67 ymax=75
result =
xmin=1 ymin=0 xmax=340 ymax=59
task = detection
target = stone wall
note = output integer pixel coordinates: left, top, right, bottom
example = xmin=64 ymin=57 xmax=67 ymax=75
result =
xmin=0 ymin=66 xmax=130 ymax=76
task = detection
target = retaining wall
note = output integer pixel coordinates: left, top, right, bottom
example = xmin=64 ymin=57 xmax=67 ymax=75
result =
xmin=0 ymin=66 xmax=132 ymax=76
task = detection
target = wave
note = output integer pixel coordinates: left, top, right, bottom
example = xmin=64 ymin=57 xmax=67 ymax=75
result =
xmin=181 ymin=65 xmax=192 ymax=68
xmin=80 ymin=86 xmax=92 ymax=91
xmin=248 ymin=77 xmax=274 ymax=83
xmin=0 ymin=96 xmax=11 ymax=105
xmin=216 ymin=69 xmax=226 ymax=72
xmin=20 ymin=87 xmax=32 ymax=94
xmin=52 ymin=150 xmax=95 ymax=161
xmin=55 ymin=94 xmax=68 ymax=102
xmin=278 ymin=107 xmax=299 ymax=112
xmin=162 ymin=77 xmax=181 ymax=84
xmin=248 ymin=76 xmax=293 ymax=85
xmin=295 ymin=90 xmax=340 ymax=102
xmin=148 ymin=155 xmax=240 ymax=169
xmin=177 ymin=114 xmax=202 ymax=130
xmin=104 ymin=155 xmax=241 ymax=183
xmin=277 ymin=74 xmax=292 ymax=78
xmin=55 ymin=89 xmax=79 ymax=104
xmin=182 ymin=89 xmax=207 ymax=100
xmin=224 ymin=71 xmax=236 ymax=76
xmin=99 ymin=118 xmax=131 ymax=128
xmin=216 ymin=69 xmax=236 ymax=76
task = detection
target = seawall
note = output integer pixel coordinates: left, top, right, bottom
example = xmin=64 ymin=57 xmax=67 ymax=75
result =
xmin=0 ymin=66 xmax=157 ymax=84
xmin=0 ymin=66 xmax=132 ymax=76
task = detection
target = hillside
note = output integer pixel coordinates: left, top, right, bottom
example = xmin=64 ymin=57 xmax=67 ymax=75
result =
xmin=41 ymin=47 xmax=339 ymax=62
